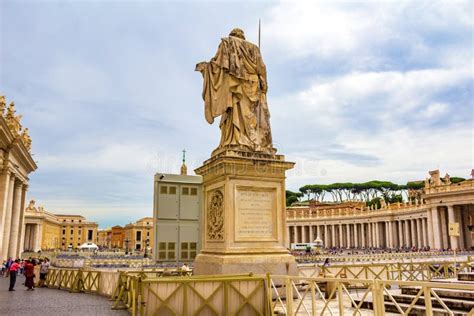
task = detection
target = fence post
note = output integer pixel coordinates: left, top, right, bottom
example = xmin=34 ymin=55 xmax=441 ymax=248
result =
xmin=337 ymin=282 xmax=344 ymax=316
xmin=310 ymin=280 xmax=316 ymax=315
xmin=423 ymin=285 xmax=433 ymax=315
xmin=266 ymin=273 xmax=272 ymax=315
xmin=372 ymin=280 xmax=385 ymax=316
xmin=285 ymin=277 xmax=293 ymax=316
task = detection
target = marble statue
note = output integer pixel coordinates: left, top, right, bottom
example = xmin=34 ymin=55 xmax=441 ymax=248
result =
xmin=26 ymin=200 xmax=38 ymax=212
xmin=0 ymin=95 xmax=5 ymax=113
xmin=5 ymin=102 xmax=22 ymax=135
xmin=196 ymin=28 xmax=275 ymax=155
xmin=21 ymin=128 xmax=32 ymax=151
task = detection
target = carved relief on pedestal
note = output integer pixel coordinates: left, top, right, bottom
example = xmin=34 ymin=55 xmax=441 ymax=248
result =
xmin=207 ymin=189 xmax=224 ymax=241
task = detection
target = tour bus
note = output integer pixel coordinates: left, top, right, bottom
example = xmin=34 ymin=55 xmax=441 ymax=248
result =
xmin=290 ymin=243 xmax=317 ymax=250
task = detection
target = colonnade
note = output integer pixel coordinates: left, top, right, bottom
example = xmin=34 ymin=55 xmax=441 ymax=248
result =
xmin=289 ymin=204 xmax=473 ymax=250
xmin=289 ymin=218 xmax=430 ymax=249
xmin=0 ymin=171 xmax=28 ymax=260
xmin=23 ymin=223 xmax=42 ymax=252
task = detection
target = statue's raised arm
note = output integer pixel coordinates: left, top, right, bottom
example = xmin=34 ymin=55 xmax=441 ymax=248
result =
xmin=195 ymin=28 xmax=275 ymax=155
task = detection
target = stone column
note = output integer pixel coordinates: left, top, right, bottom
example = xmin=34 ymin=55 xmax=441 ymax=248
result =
xmin=431 ymin=207 xmax=442 ymax=249
xmin=368 ymin=223 xmax=372 ymax=247
xmin=25 ymin=224 xmax=34 ymax=251
xmin=339 ymin=224 xmax=343 ymax=248
xmin=354 ymin=224 xmax=359 ymax=248
xmin=361 ymin=223 xmax=366 ymax=248
xmin=0 ymin=171 xmax=12 ymax=259
xmin=447 ymin=205 xmax=459 ymax=250
xmin=440 ymin=208 xmax=448 ymax=249
xmin=29 ymin=224 xmax=36 ymax=251
xmin=410 ymin=219 xmax=417 ymax=248
xmin=1 ymin=175 xmax=15 ymax=260
xmin=346 ymin=224 xmax=351 ymax=248
xmin=23 ymin=224 xmax=28 ymax=251
xmin=292 ymin=226 xmax=297 ymax=244
xmin=8 ymin=181 xmax=23 ymax=258
xmin=416 ymin=219 xmax=422 ymax=248
xmin=397 ymin=221 xmax=403 ymax=247
xmin=33 ymin=224 xmax=43 ymax=252
xmin=287 ymin=226 xmax=291 ymax=246
xmin=17 ymin=184 xmax=28 ymax=256
xmin=309 ymin=225 xmax=313 ymax=243
xmin=404 ymin=220 xmax=410 ymax=247
xmin=391 ymin=221 xmax=397 ymax=248
xmin=462 ymin=206 xmax=472 ymax=249
xmin=427 ymin=209 xmax=435 ymax=248
xmin=374 ymin=222 xmax=380 ymax=248
xmin=386 ymin=221 xmax=391 ymax=248
xmin=422 ymin=218 xmax=427 ymax=248
xmin=455 ymin=206 xmax=465 ymax=250
xmin=331 ymin=225 xmax=336 ymax=247
xmin=324 ymin=225 xmax=329 ymax=248
xmin=316 ymin=225 xmax=320 ymax=240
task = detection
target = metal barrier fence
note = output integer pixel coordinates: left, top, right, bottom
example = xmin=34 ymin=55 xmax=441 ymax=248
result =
xmin=296 ymin=251 xmax=474 ymax=263
xmin=52 ymin=257 xmax=153 ymax=268
xmin=307 ymin=259 xmax=474 ymax=284
xmin=44 ymin=260 xmax=474 ymax=315
xmin=269 ymin=274 xmax=474 ymax=316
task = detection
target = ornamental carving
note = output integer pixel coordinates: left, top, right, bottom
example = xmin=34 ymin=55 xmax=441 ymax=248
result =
xmin=207 ymin=189 xmax=224 ymax=241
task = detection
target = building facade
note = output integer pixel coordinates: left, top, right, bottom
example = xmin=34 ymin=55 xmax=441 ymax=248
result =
xmin=0 ymin=96 xmax=37 ymax=260
xmin=111 ymin=225 xmax=124 ymax=249
xmin=23 ymin=200 xmax=99 ymax=251
xmin=97 ymin=228 xmax=112 ymax=248
xmin=153 ymin=172 xmax=202 ymax=262
xmin=57 ymin=215 xmax=98 ymax=250
xmin=123 ymin=217 xmax=154 ymax=252
xmin=286 ymin=170 xmax=474 ymax=250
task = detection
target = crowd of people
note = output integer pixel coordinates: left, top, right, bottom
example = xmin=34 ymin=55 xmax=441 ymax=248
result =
xmin=1 ymin=257 xmax=50 ymax=291
xmin=290 ymin=246 xmax=436 ymax=257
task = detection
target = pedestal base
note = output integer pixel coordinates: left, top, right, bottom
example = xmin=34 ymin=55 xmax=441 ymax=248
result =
xmin=194 ymin=149 xmax=296 ymax=277
xmin=194 ymin=253 xmax=297 ymax=276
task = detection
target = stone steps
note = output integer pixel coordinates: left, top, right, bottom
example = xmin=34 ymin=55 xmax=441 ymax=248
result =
xmin=354 ymin=285 xmax=474 ymax=315
xmin=385 ymin=293 xmax=474 ymax=311
xmin=357 ymin=300 xmax=468 ymax=316
xmin=402 ymin=286 xmax=474 ymax=301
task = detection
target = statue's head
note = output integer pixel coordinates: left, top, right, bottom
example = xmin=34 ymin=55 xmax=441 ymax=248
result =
xmin=229 ymin=28 xmax=245 ymax=40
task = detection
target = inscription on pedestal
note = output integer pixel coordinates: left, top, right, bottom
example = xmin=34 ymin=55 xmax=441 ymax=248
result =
xmin=235 ymin=187 xmax=277 ymax=241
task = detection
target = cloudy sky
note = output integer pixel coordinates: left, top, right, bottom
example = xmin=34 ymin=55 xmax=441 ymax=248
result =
xmin=0 ymin=1 xmax=472 ymax=227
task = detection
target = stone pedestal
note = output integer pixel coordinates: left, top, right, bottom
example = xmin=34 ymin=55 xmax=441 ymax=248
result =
xmin=193 ymin=149 xmax=297 ymax=276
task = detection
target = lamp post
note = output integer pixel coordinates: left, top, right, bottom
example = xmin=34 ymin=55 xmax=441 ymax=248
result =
xmin=124 ymin=237 xmax=130 ymax=255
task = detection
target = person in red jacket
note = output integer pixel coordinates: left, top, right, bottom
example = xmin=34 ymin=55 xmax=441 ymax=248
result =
xmin=24 ymin=260 xmax=35 ymax=290
xmin=8 ymin=259 xmax=20 ymax=291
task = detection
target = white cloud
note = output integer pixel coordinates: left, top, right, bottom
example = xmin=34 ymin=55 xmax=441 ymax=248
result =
xmin=272 ymin=67 xmax=471 ymax=133
xmin=264 ymin=1 xmax=472 ymax=68
xmin=422 ymin=102 xmax=448 ymax=119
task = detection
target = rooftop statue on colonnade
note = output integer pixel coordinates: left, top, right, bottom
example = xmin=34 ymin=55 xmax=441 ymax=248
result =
xmin=26 ymin=200 xmax=39 ymax=213
xmin=21 ymin=128 xmax=32 ymax=151
xmin=5 ymin=101 xmax=23 ymax=135
xmin=196 ymin=28 xmax=275 ymax=155
xmin=0 ymin=95 xmax=6 ymax=113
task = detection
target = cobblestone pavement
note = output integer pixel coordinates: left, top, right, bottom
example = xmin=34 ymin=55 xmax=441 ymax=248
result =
xmin=0 ymin=273 xmax=129 ymax=316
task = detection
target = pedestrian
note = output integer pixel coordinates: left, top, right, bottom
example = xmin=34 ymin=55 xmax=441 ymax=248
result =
xmin=5 ymin=257 xmax=12 ymax=277
xmin=24 ymin=260 xmax=35 ymax=290
xmin=38 ymin=258 xmax=50 ymax=287
xmin=8 ymin=259 xmax=20 ymax=291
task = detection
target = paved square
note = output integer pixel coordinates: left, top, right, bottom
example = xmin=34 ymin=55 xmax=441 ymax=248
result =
xmin=0 ymin=274 xmax=129 ymax=316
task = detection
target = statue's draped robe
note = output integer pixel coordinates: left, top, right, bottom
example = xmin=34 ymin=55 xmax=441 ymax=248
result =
xmin=197 ymin=36 xmax=274 ymax=154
